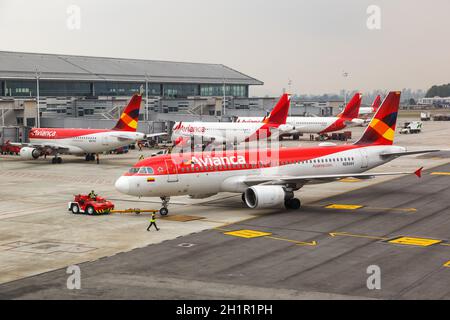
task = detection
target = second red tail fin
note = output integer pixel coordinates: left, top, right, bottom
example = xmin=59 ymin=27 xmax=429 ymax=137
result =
xmin=372 ymin=95 xmax=382 ymax=112
xmin=264 ymin=93 xmax=291 ymax=125
xmin=339 ymin=93 xmax=362 ymax=119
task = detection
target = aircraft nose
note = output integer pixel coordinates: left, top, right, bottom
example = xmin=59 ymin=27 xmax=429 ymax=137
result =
xmin=115 ymin=176 xmax=130 ymax=194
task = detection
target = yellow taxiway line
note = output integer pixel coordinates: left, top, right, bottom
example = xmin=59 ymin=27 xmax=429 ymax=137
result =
xmin=329 ymin=232 xmax=388 ymax=240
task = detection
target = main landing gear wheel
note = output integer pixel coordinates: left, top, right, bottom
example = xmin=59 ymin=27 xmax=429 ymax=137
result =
xmin=52 ymin=157 xmax=62 ymax=164
xmin=159 ymin=196 xmax=170 ymax=216
xmin=285 ymin=198 xmax=301 ymax=210
xmin=85 ymin=154 xmax=95 ymax=161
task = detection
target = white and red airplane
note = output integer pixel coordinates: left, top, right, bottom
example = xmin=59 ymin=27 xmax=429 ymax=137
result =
xmin=171 ymin=94 xmax=292 ymax=146
xmin=17 ymin=94 xmax=163 ymax=164
xmin=115 ymin=91 xmax=438 ymax=215
xmin=236 ymin=93 xmax=365 ymax=135
xmin=359 ymin=95 xmax=382 ymax=116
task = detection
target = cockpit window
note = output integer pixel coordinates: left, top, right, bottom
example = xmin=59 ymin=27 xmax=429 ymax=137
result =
xmin=138 ymin=167 xmax=154 ymax=174
xmin=129 ymin=167 xmax=140 ymax=174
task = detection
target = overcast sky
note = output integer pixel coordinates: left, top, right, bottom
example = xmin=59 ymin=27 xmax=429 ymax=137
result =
xmin=1 ymin=0 xmax=449 ymax=96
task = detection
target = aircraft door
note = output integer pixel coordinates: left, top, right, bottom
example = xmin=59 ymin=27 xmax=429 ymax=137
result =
xmin=359 ymin=149 xmax=369 ymax=168
xmin=165 ymin=159 xmax=179 ymax=183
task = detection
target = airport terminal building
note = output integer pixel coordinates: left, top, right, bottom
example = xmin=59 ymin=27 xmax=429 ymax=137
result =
xmin=0 ymin=51 xmax=275 ymax=132
xmin=0 ymin=51 xmax=340 ymax=142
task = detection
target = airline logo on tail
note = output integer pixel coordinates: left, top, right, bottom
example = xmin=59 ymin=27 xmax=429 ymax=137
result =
xmin=356 ymin=91 xmax=400 ymax=145
xmin=112 ymin=94 xmax=142 ymax=132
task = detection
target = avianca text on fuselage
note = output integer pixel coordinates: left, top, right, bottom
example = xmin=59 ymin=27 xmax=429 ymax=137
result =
xmin=191 ymin=155 xmax=246 ymax=167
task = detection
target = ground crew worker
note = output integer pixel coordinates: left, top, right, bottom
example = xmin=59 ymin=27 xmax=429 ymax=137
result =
xmin=88 ymin=190 xmax=96 ymax=200
xmin=147 ymin=213 xmax=160 ymax=231
xmin=96 ymin=153 xmax=99 ymax=164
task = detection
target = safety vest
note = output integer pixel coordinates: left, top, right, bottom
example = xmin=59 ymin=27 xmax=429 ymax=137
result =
xmin=150 ymin=216 xmax=156 ymax=223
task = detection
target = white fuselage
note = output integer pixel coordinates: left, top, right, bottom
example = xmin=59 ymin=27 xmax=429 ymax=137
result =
xmin=236 ymin=116 xmax=364 ymax=134
xmin=116 ymin=145 xmax=405 ymax=198
xmin=359 ymin=107 xmax=375 ymax=115
xmin=30 ymin=131 xmax=145 ymax=155
xmin=171 ymin=122 xmax=286 ymax=144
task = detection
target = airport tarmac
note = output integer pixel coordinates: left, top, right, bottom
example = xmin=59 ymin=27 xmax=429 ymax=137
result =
xmin=0 ymin=117 xmax=449 ymax=299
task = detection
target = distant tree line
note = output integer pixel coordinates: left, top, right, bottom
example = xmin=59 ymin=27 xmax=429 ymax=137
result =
xmin=426 ymin=83 xmax=450 ymax=97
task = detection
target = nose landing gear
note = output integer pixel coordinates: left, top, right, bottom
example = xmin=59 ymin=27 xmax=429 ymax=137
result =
xmin=159 ymin=196 xmax=170 ymax=216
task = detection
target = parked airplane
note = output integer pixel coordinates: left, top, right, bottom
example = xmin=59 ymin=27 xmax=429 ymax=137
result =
xmin=171 ymin=94 xmax=292 ymax=146
xmin=115 ymin=91 xmax=438 ymax=215
xmin=17 ymin=94 xmax=163 ymax=164
xmin=236 ymin=93 xmax=365 ymax=136
xmin=359 ymin=95 xmax=382 ymax=116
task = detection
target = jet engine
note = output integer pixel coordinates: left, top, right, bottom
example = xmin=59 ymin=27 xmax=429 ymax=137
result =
xmin=244 ymin=186 xmax=295 ymax=209
xmin=19 ymin=147 xmax=41 ymax=160
xmin=278 ymin=124 xmax=295 ymax=133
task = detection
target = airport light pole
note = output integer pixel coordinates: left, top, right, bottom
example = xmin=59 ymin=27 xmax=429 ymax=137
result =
xmin=145 ymin=74 xmax=149 ymax=122
xmin=342 ymin=71 xmax=349 ymax=107
xmin=222 ymin=65 xmax=226 ymax=119
xmin=35 ymin=68 xmax=41 ymax=128
xmin=288 ymin=79 xmax=292 ymax=116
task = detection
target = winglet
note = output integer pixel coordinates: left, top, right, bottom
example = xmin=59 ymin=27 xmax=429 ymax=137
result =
xmin=414 ymin=167 xmax=423 ymax=178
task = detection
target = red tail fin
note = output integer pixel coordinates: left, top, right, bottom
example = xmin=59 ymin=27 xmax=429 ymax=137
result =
xmin=372 ymin=95 xmax=382 ymax=112
xmin=112 ymin=94 xmax=142 ymax=132
xmin=264 ymin=94 xmax=291 ymax=125
xmin=339 ymin=93 xmax=362 ymax=119
xmin=355 ymin=91 xmax=401 ymax=145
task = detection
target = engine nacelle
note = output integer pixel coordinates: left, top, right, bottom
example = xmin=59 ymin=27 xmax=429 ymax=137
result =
xmin=278 ymin=124 xmax=295 ymax=133
xmin=19 ymin=147 xmax=41 ymax=160
xmin=244 ymin=186 xmax=292 ymax=209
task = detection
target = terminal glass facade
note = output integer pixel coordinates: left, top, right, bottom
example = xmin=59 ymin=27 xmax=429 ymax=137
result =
xmin=200 ymin=84 xmax=247 ymax=97
xmin=1 ymin=80 xmax=248 ymax=98
xmin=162 ymin=84 xmax=199 ymax=98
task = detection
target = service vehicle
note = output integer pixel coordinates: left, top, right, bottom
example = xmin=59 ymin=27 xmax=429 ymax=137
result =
xmin=68 ymin=194 xmax=115 ymax=215
xmin=399 ymin=121 xmax=422 ymax=134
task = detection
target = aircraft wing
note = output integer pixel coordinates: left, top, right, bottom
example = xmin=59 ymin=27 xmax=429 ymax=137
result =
xmin=176 ymin=132 xmax=229 ymax=144
xmin=146 ymin=132 xmax=168 ymax=138
xmin=243 ymin=168 xmax=423 ymax=187
xmin=380 ymin=149 xmax=440 ymax=158
xmin=11 ymin=142 xmax=71 ymax=154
